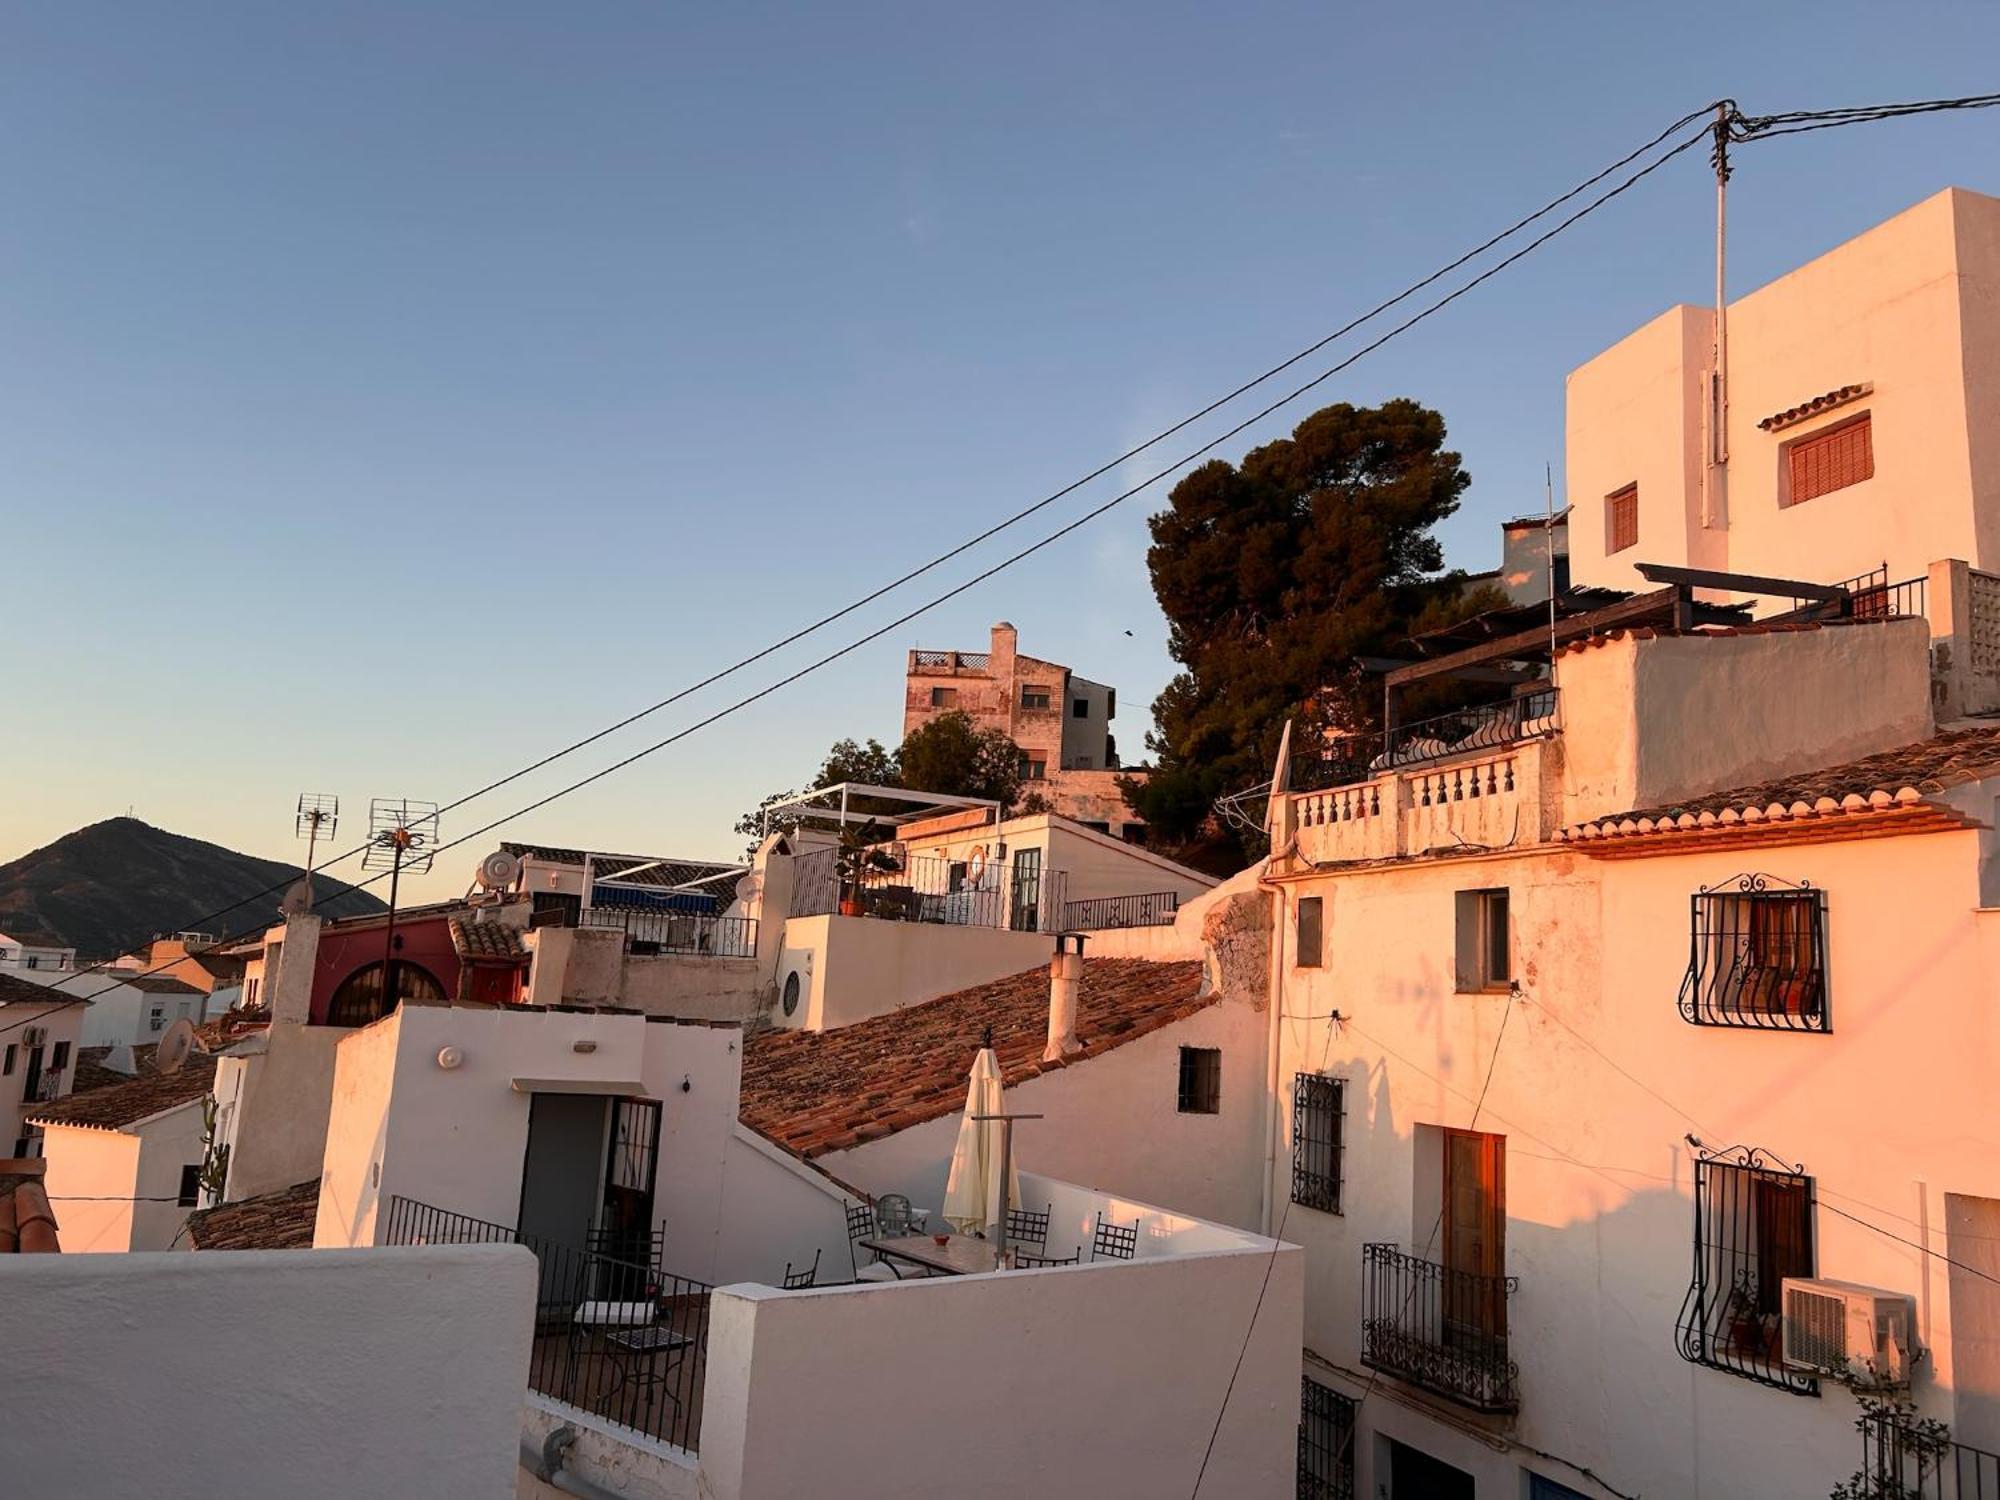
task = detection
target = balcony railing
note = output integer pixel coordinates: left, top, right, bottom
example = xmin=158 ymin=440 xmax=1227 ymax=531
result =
xmin=384 ymin=1195 xmax=712 ymax=1454
xmin=1830 ymin=564 xmax=1929 ymax=621
xmin=789 ymin=846 xmax=1066 ymax=933
xmin=1857 ymin=1403 xmax=2000 ymax=1498
xmin=911 ymin=649 xmax=991 ymax=672
xmin=1360 ymin=1242 xmax=1519 ymax=1412
xmin=1292 ymin=690 xmax=1559 ymax=793
xmin=31 ymin=1068 xmax=66 ymax=1104
xmin=1062 ymin=891 xmax=1179 ymax=931
xmin=578 ymin=907 xmax=757 ymax=959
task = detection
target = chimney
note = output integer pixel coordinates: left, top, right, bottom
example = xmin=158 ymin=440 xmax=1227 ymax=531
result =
xmin=1043 ymin=933 xmax=1087 ymax=1063
xmin=990 ymin=620 xmax=1018 ymax=683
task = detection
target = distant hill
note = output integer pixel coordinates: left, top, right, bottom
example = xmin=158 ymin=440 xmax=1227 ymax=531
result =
xmin=0 ymin=817 xmax=387 ymax=958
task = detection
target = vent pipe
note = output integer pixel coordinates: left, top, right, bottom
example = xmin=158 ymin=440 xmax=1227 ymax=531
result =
xmin=1044 ymin=933 xmax=1087 ymax=1063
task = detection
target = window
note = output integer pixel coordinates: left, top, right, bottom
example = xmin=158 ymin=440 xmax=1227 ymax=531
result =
xmin=1297 ymin=896 xmax=1324 ymax=968
xmin=2 ymin=1044 xmax=13 ymax=1075
xmin=1072 ymin=698 xmax=1089 ymax=718
xmin=1298 ymin=1377 xmax=1357 ymax=1500
xmin=1021 ymin=686 xmax=1051 ymax=710
xmin=1454 ymin=889 xmax=1510 ymax=992
xmin=1678 ymin=878 xmax=1828 ymax=1031
xmin=324 ymin=960 xmax=447 ymax=1028
xmin=1073 ymin=755 xmax=1092 ymax=770
xmin=1605 ymin=483 xmax=1638 ymax=554
xmin=246 ymin=976 xmax=260 ymax=1006
xmin=50 ymin=1042 xmax=68 ymax=1071
xmin=148 ymin=1006 xmax=165 ymax=1032
xmin=1018 ymin=757 xmax=1046 ymax=780
xmin=929 ymin=686 xmax=959 ymax=708
xmin=1291 ymin=1075 xmax=1343 ymax=1213
xmin=1177 ymin=1046 xmax=1221 ymax=1113
xmin=177 ymin=1163 xmax=202 ymax=1208
xmin=1676 ymin=1145 xmax=1817 ymax=1393
xmin=1528 ymin=1475 xmax=1592 ymax=1500
xmin=1785 ymin=413 xmax=1872 ymax=506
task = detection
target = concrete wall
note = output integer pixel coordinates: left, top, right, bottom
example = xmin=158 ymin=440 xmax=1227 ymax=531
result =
xmin=1271 ymin=822 xmax=2000 ymax=1499
xmin=39 ymin=1121 xmax=142 ymax=1252
xmin=712 ymin=1124 xmax=858 ymax=1289
xmin=772 ymin=913 xmax=1049 ymax=1033
xmin=130 ymin=1100 xmax=207 ymax=1250
xmin=216 ymin=1022 xmax=343 ymax=1202
xmin=527 ymin=923 xmax=768 ymax=1023
xmin=0 ymin=1243 xmax=534 ymax=1500
xmin=0 ymin=998 xmax=84 ymax=1153
xmin=697 ymin=1242 xmax=1301 ymax=1500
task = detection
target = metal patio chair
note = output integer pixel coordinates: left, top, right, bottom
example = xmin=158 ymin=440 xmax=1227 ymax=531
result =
xmin=1091 ymin=1212 xmax=1139 ymax=1262
xmin=846 ymin=1200 xmax=902 ymax=1282
xmin=1005 ymin=1203 xmax=1052 ymax=1256
xmin=782 ymin=1249 xmax=821 ymax=1289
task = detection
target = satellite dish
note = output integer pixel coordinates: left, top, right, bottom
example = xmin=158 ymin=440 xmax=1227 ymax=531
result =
xmin=156 ymin=1017 xmax=198 ymax=1075
xmin=280 ymin=880 xmax=314 ymax=915
xmin=476 ymin=849 xmax=523 ymax=892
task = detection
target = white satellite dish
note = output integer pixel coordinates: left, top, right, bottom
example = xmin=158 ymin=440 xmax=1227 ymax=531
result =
xmin=280 ymin=880 xmax=314 ymax=915
xmin=475 ymin=849 xmax=523 ymax=892
xmin=155 ymin=1017 xmax=199 ymax=1075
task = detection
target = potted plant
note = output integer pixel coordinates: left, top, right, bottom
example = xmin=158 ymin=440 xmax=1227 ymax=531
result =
xmin=835 ymin=823 xmax=899 ymax=917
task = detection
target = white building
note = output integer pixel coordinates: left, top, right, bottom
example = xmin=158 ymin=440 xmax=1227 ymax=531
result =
xmin=1264 ymin=589 xmax=2000 ymax=1496
xmin=0 ymin=974 xmax=83 ymax=1157
xmin=0 ymin=931 xmax=76 ymax=973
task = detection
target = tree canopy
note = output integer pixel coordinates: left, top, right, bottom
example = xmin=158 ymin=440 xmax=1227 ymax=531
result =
xmin=732 ymin=712 xmax=1022 ymax=853
xmin=1124 ymin=398 xmax=1478 ymax=845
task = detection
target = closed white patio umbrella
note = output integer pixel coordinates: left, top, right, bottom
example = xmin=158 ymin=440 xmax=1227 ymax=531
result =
xmin=942 ymin=1046 xmax=1021 ymax=1236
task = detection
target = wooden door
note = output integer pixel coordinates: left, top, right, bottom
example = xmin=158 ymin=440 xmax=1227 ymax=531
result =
xmin=1442 ymin=1129 xmax=1505 ymax=1339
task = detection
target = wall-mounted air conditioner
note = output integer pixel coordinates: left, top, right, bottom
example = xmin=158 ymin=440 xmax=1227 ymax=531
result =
xmin=1782 ymin=1278 xmax=1918 ymax=1388
xmin=776 ymin=950 xmax=814 ymax=1028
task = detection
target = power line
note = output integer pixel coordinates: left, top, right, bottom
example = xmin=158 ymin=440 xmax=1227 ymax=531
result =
xmin=1 ymin=109 xmax=1722 ymax=1040
xmin=1731 ymin=91 xmax=2000 ymax=144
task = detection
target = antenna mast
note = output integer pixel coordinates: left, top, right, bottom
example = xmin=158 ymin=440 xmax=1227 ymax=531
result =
xmin=1705 ymin=101 xmax=1733 ymax=528
xmin=294 ymin=794 xmax=339 ymax=912
xmin=364 ymin=799 xmax=439 ymax=1024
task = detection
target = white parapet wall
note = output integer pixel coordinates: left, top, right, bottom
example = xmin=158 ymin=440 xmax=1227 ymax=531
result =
xmin=0 ymin=1243 xmax=535 ymax=1500
xmin=696 ymin=1235 xmax=1302 ymax=1499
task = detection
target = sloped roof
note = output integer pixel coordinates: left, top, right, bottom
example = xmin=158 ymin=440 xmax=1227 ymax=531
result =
xmin=186 ymin=1179 xmax=320 ymax=1251
xmin=0 ymin=1163 xmax=59 ymax=1252
xmin=69 ymin=1044 xmax=156 ymax=1094
xmin=740 ymin=958 xmax=1211 ymax=1159
xmin=449 ymin=918 xmax=529 ymax=962
xmin=115 ymin=973 xmax=206 ymax=996
xmin=28 ymin=1054 xmax=215 ymax=1132
xmin=1562 ymin=724 xmax=2000 ymax=852
xmin=0 ymin=972 xmax=69 ymax=1007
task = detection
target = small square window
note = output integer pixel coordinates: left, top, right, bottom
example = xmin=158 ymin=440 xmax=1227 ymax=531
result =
xmin=1177 ymin=1046 xmax=1221 ymax=1113
xmin=148 ymin=1006 xmax=165 ymax=1032
xmin=1605 ymin=484 xmax=1638 ymax=554
xmin=51 ymin=1041 xmax=69 ymax=1071
xmin=1072 ymin=698 xmax=1089 ymax=718
xmin=930 ymin=686 xmax=959 ymax=708
xmin=1454 ymin=889 xmax=1510 ymax=993
xmin=177 ymin=1163 xmax=202 ymax=1208
xmin=1784 ymin=413 xmax=1873 ymax=507
xmin=1019 ymin=757 xmax=1046 ymax=780
xmin=1021 ymin=687 xmax=1051 ymax=711
xmin=1297 ymin=896 xmax=1324 ymax=968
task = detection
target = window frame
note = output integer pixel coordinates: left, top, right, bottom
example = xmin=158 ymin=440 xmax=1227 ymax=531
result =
xmin=1291 ymin=1074 xmax=1344 ymax=1214
xmin=1677 ymin=876 xmax=1829 ymax=1032
xmin=1296 ymin=895 xmax=1324 ymax=969
xmin=1454 ymin=889 xmax=1511 ymax=994
xmin=1782 ymin=411 xmax=1873 ymax=508
xmin=1020 ymin=686 xmax=1052 ymax=711
xmin=1176 ymin=1046 xmax=1221 ymax=1114
xmin=177 ymin=1163 xmax=203 ymax=1208
xmin=1675 ymin=1144 xmax=1818 ymax=1394
xmin=1071 ymin=697 xmax=1089 ymax=718
xmin=929 ymin=686 xmax=959 ymax=708
xmin=1605 ymin=483 xmax=1639 ymax=554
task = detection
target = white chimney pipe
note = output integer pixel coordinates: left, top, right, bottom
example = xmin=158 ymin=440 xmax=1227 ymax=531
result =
xmin=1044 ymin=934 xmax=1086 ymax=1063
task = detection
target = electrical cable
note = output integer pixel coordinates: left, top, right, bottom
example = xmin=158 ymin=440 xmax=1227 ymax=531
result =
xmin=1731 ymin=92 xmax=2000 ymax=144
xmin=1 ymin=112 xmax=1722 ymax=1041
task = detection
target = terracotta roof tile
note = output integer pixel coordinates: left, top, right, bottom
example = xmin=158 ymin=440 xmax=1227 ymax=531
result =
xmin=186 ymin=1179 xmax=320 ymax=1251
xmin=449 ymin=918 xmax=529 ymax=962
xmin=113 ymin=973 xmax=206 ymax=996
xmin=0 ymin=971 xmax=68 ymax=1007
xmin=28 ymin=1054 xmax=215 ymax=1132
xmin=740 ymin=958 xmax=1210 ymax=1159
xmin=1561 ymin=724 xmax=2000 ymax=851
xmin=0 ymin=1161 xmax=60 ymax=1252
xmin=1757 ymin=382 xmax=1871 ymax=432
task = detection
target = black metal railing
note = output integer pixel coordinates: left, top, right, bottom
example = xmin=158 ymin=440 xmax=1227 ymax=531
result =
xmin=1298 ymin=1376 xmax=1357 ymax=1500
xmin=1857 ymin=1404 xmax=2000 ymax=1498
xmin=788 ymin=846 xmax=1065 ymax=932
xmin=1290 ymin=689 xmax=1559 ymax=793
xmin=911 ymin=649 xmax=989 ymax=671
xmin=1674 ymin=1144 xmax=1819 ymax=1396
xmin=578 ymin=908 xmax=758 ymax=959
xmin=384 ymin=1195 xmax=711 ymax=1453
xmin=1677 ymin=876 xmax=1829 ymax=1032
xmin=1062 ymin=891 xmax=1179 ymax=930
xmin=1361 ymin=1242 xmax=1519 ymax=1412
xmin=1830 ymin=563 xmax=1929 ymax=622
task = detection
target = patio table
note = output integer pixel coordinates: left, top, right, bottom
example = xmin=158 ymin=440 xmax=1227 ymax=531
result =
xmin=860 ymin=1233 xmax=1001 ymax=1277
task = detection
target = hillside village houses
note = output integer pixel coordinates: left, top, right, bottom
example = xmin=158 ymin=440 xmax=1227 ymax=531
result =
xmin=5 ymin=185 xmax=2000 ymax=1500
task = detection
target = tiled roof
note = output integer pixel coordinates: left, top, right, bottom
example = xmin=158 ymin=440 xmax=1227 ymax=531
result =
xmin=114 ymin=973 xmax=206 ymax=996
xmin=69 ymin=1044 xmax=156 ymax=1094
xmin=1758 ymin=382 xmax=1871 ymax=432
xmin=28 ymin=1053 xmax=216 ymax=1132
xmin=0 ymin=1162 xmax=59 ymax=1253
xmin=740 ymin=958 xmax=1211 ymax=1159
xmin=449 ymin=918 xmax=529 ymax=962
xmin=186 ymin=1179 xmax=320 ymax=1251
xmin=0 ymin=971 xmax=68 ymax=1007
xmin=1561 ymin=724 xmax=2000 ymax=852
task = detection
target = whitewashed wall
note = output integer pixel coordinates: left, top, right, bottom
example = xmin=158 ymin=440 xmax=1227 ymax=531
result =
xmin=0 ymin=1244 xmax=534 ymax=1500
xmin=771 ymin=913 xmax=1049 ymax=1032
xmin=38 ymin=1121 xmax=141 ymax=1252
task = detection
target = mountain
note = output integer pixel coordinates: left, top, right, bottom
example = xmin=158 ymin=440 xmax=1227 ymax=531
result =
xmin=0 ymin=817 xmax=387 ymax=958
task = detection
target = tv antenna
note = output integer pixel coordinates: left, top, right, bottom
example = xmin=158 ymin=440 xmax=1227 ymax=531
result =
xmin=363 ymin=799 xmax=439 ymax=1024
xmin=294 ymin=793 xmax=339 ymax=912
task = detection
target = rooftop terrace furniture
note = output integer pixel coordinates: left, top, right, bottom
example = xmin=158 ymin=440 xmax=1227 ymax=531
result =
xmin=847 ymin=1201 xmax=903 ymax=1283
xmin=1091 ymin=1213 xmax=1138 ymax=1262
xmin=875 ymin=1193 xmax=928 ymax=1239
xmin=1014 ymin=1249 xmax=1080 ymax=1268
xmin=782 ymin=1249 xmax=821 ymax=1290
xmin=1005 ymin=1203 xmax=1051 ymax=1256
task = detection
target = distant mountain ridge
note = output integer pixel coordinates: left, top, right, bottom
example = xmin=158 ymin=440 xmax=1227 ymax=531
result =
xmin=0 ymin=817 xmax=387 ymax=957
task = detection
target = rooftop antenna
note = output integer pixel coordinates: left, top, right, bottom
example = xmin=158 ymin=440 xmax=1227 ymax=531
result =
xmin=293 ymin=793 xmax=340 ymax=913
xmin=364 ymin=799 xmax=439 ymax=1025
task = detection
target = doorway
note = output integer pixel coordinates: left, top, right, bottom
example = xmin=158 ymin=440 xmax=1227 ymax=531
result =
xmin=1442 ymin=1128 xmax=1505 ymax=1341
xmin=518 ymin=1093 xmax=611 ymax=1251
xmin=1384 ymin=1437 xmax=1474 ymax=1499
xmin=1010 ymin=847 xmax=1043 ymax=932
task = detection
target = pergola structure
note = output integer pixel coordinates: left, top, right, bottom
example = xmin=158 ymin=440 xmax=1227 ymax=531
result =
xmin=757 ymin=782 xmax=1002 ymax=835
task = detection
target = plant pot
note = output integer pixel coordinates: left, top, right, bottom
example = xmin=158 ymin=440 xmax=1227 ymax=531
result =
xmin=839 ymin=896 xmax=864 ymax=918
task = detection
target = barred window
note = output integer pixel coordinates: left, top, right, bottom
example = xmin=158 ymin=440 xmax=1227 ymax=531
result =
xmin=1292 ymin=1075 xmax=1344 ymax=1213
xmin=1177 ymin=1046 xmax=1221 ymax=1114
xmin=1298 ymin=1376 xmax=1357 ymax=1500
xmin=1675 ymin=1146 xmax=1818 ymax=1394
xmin=1678 ymin=877 xmax=1828 ymax=1031
xmin=1785 ymin=413 xmax=1872 ymax=507
xmin=1605 ymin=484 xmax=1638 ymax=554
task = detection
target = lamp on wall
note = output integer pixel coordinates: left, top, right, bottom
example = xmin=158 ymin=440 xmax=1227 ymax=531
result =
xmin=436 ymin=1046 xmax=464 ymax=1071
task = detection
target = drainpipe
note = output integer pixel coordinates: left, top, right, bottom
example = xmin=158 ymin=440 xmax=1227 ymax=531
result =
xmin=1256 ymin=854 xmax=1291 ymax=1240
xmin=519 ymin=1427 xmax=625 ymax=1500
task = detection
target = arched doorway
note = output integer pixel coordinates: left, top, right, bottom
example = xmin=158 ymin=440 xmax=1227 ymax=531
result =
xmin=324 ymin=960 xmax=445 ymax=1027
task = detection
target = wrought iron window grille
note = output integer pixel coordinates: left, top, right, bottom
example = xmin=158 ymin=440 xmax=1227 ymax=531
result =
xmin=1297 ymin=1376 xmax=1357 ymax=1500
xmin=1674 ymin=1142 xmax=1819 ymax=1396
xmin=1291 ymin=1075 xmax=1344 ymax=1213
xmin=1678 ymin=875 xmax=1830 ymax=1032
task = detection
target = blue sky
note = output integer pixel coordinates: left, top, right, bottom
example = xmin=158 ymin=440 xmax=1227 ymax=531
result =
xmin=3 ymin=3 xmax=1997 ymax=910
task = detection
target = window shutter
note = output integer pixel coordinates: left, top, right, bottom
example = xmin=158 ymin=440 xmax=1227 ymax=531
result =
xmin=1605 ymin=485 xmax=1639 ymax=554
xmin=1786 ymin=415 xmax=1873 ymax=506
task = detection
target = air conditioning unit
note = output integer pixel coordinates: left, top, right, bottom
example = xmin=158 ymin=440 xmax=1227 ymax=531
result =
xmin=1782 ymin=1278 xmax=1918 ymax=1388
xmin=776 ymin=950 xmax=814 ymax=1028
xmin=22 ymin=1026 xmax=45 ymax=1046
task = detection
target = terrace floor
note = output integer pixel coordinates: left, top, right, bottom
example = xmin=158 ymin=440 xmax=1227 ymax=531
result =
xmin=528 ymin=1294 xmax=709 ymax=1454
